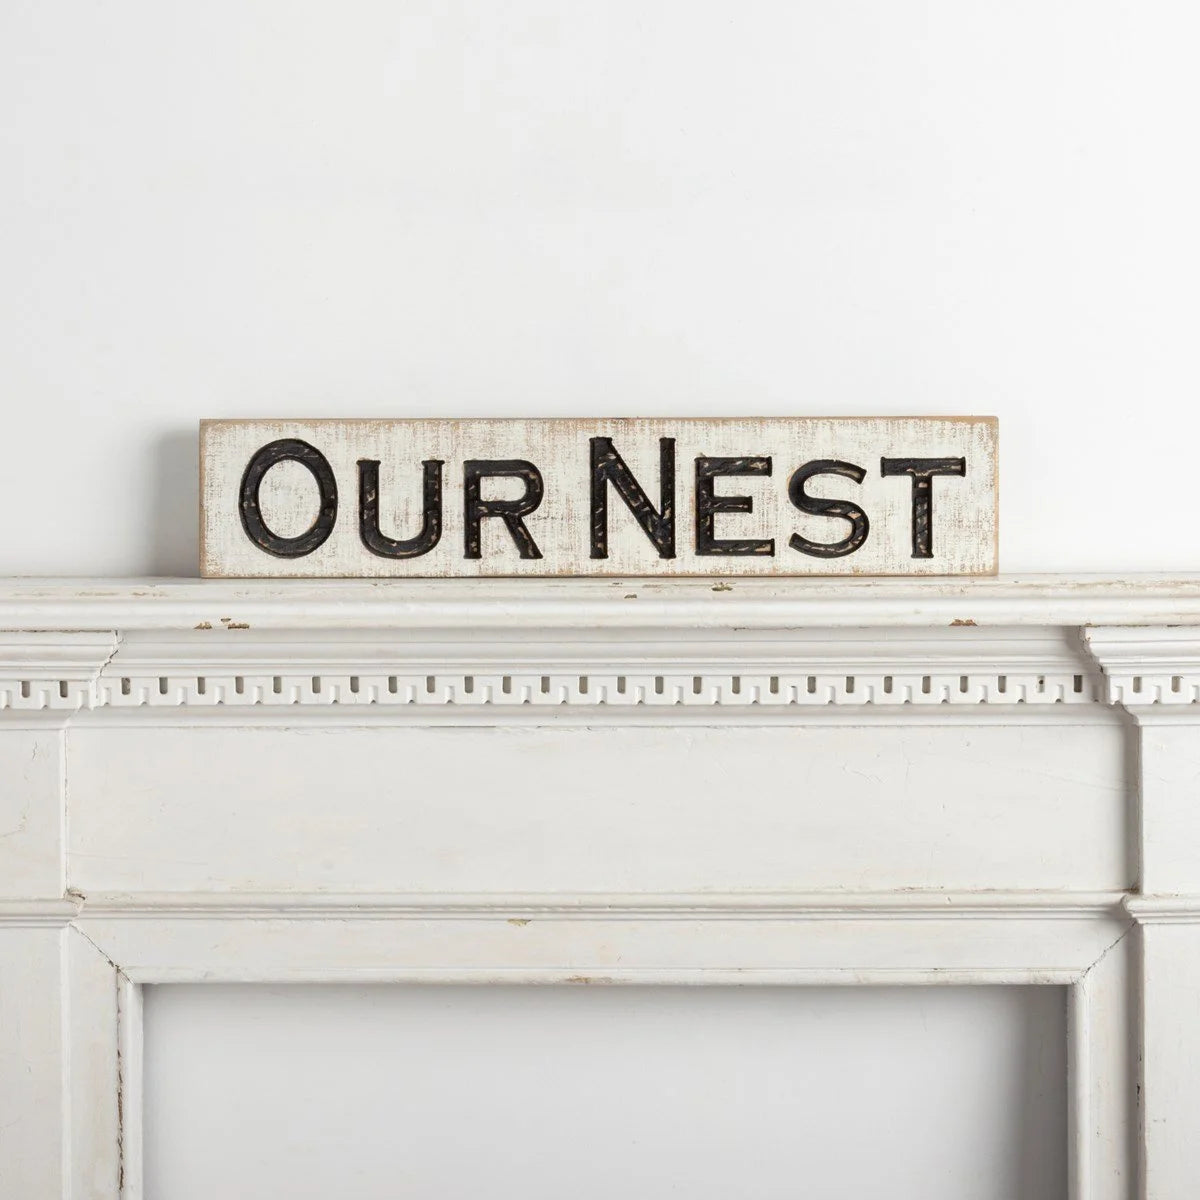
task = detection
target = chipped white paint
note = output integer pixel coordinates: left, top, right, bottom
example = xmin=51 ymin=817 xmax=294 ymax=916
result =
xmin=5 ymin=575 xmax=1200 ymax=632
xmin=201 ymin=417 xmax=998 ymax=578
xmin=6 ymin=577 xmax=1200 ymax=1196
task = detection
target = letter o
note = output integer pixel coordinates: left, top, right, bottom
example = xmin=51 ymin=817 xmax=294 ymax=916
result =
xmin=238 ymin=438 xmax=338 ymax=558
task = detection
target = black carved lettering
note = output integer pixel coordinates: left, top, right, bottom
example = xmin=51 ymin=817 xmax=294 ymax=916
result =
xmin=590 ymin=437 xmax=676 ymax=559
xmin=239 ymin=438 xmax=338 ymax=558
xmin=463 ymin=460 xmax=544 ymax=559
xmin=358 ymin=459 xmax=443 ymax=559
xmin=787 ymin=460 xmax=869 ymax=558
xmin=880 ymin=457 xmax=966 ymax=558
xmin=695 ymin=456 xmax=774 ymax=556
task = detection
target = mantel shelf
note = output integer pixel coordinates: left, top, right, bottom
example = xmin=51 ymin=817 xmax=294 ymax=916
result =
xmin=0 ymin=573 xmax=1199 ymax=632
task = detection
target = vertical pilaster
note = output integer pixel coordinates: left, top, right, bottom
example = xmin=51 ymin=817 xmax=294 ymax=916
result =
xmin=0 ymin=925 xmax=68 ymax=1195
xmin=1085 ymin=628 xmax=1200 ymax=1198
xmin=0 ymin=635 xmax=120 ymax=1198
xmin=0 ymin=633 xmax=118 ymax=899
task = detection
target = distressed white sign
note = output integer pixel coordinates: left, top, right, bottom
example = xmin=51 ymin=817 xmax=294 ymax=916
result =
xmin=200 ymin=417 xmax=997 ymax=577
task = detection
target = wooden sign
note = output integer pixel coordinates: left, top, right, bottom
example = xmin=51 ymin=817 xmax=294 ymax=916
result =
xmin=200 ymin=417 xmax=997 ymax=578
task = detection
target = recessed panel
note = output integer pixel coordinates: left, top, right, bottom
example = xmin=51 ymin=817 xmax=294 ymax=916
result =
xmin=68 ymin=723 xmax=1129 ymax=894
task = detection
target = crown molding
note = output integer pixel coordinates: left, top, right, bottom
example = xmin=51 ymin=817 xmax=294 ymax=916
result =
xmin=0 ymin=626 xmax=1102 ymax=713
xmin=1084 ymin=626 xmax=1200 ymax=709
xmin=1 ymin=577 xmax=1200 ymax=713
xmin=0 ymin=632 xmax=118 ymax=710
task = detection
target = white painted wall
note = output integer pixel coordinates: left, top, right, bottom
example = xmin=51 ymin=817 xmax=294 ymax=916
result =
xmin=145 ymin=983 xmax=1066 ymax=1200
xmin=2 ymin=1 xmax=1197 ymax=575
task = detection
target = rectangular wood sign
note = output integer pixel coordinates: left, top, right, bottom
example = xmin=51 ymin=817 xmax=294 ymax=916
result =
xmin=200 ymin=417 xmax=998 ymax=578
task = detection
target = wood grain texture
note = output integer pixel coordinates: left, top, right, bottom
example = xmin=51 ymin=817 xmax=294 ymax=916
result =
xmin=200 ymin=417 xmax=998 ymax=577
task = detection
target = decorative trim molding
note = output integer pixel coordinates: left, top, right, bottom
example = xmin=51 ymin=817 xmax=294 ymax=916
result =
xmin=5 ymin=587 xmax=1200 ymax=711
xmin=68 ymin=890 xmax=1128 ymax=922
xmin=0 ymin=633 xmax=117 ymax=711
xmin=0 ymin=899 xmax=80 ymax=927
xmin=87 ymin=670 xmax=1099 ymax=711
xmin=1123 ymin=895 xmax=1200 ymax=924
xmin=0 ymin=628 xmax=1106 ymax=712
xmin=0 ymin=672 xmax=1101 ymax=712
xmin=1085 ymin=626 xmax=1200 ymax=707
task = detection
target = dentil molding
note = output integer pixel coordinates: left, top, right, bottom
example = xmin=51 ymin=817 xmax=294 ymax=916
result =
xmin=0 ymin=576 xmax=1199 ymax=715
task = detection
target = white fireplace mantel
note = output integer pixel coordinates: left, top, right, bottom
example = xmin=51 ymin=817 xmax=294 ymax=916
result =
xmin=3 ymin=574 xmax=1200 ymax=1197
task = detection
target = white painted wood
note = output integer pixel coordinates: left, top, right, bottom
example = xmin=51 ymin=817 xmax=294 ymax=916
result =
xmin=1086 ymin=628 xmax=1200 ymax=1198
xmin=1069 ymin=926 xmax=1136 ymax=1200
xmin=0 ymin=634 xmax=120 ymax=714
xmin=0 ymin=730 xmax=65 ymax=897
xmin=200 ymin=417 xmax=998 ymax=578
xmin=66 ymin=928 xmax=119 ymax=1200
xmin=66 ymin=724 xmax=1129 ymax=895
xmin=1137 ymin=922 xmax=1200 ymax=1200
xmin=1125 ymin=724 xmax=1200 ymax=896
xmin=0 ymin=923 xmax=118 ymax=1200
xmin=0 ymin=928 xmax=67 ymax=1196
xmin=3 ymin=574 xmax=1200 ymax=632
xmin=82 ymin=626 xmax=1101 ymax=712
xmin=11 ymin=578 xmax=1200 ymax=1195
xmin=2 ymin=624 xmax=1117 ymax=715
xmin=115 ymin=974 xmax=141 ymax=1200
xmin=73 ymin=908 xmax=1125 ymax=986
xmin=1085 ymin=626 xmax=1200 ymax=707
